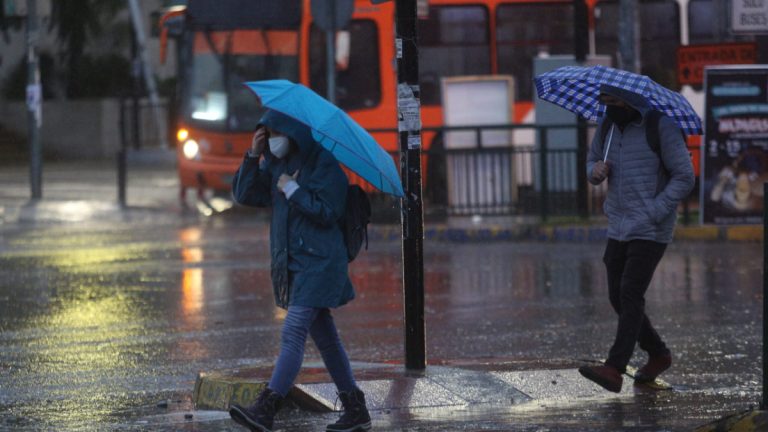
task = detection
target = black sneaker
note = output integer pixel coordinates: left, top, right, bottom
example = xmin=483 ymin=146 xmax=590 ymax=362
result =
xmin=326 ymin=388 xmax=372 ymax=432
xmin=229 ymin=388 xmax=283 ymax=432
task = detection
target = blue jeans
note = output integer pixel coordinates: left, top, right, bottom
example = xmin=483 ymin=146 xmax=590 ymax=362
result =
xmin=268 ymin=306 xmax=357 ymax=396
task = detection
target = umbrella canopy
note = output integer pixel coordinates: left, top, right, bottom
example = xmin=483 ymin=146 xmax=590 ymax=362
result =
xmin=534 ymin=65 xmax=702 ymax=135
xmin=244 ymin=80 xmax=404 ymax=197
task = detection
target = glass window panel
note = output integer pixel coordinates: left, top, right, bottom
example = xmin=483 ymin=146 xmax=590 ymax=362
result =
xmin=497 ymin=3 xmax=574 ymax=101
xmin=689 ymin=0 xmax=754 ymax=44
xmin=595 ymin=0 xmax=679 ymax=90
xmin=309 ymin=20 xmax=382 ymax=111
xmin=418 ymin=6 xmax=491 ymax=105
xmin=181 ymin=30 xmax=299 ymax=131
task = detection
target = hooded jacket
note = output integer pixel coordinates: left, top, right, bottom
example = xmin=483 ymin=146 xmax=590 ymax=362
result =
xmin=231 ymin=110 xmax=354 ymax=308
xmin=586 ymin=85 xmax=695 ymax=244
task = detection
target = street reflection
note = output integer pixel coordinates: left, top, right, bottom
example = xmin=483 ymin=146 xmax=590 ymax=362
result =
xmin=180 ymin=227 xmax=205 ymax=316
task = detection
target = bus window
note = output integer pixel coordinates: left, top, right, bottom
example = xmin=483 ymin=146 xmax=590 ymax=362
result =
xmin=183 ymin=30 xmax=299 ymax=132
xmin=418 ymin=6 xmax=491 ymax=106
xmin=595 ymin=0 xmax=679 ymax=90
xmin=594 ymin=1 xmax=620 ymax=66
xmin=690 ymin=0 xmax=746 ymax=43
xmin=639 ymin=0 xmax=679 ymax=89
xmin=309 ymin=20 xmax=382 ymax=111
xmin=496 ymin=3 xmax=575 ymax=101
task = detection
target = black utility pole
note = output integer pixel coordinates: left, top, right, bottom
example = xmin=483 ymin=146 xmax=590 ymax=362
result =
xmin=311 ymin=0 xmax=353 ymax=103
xmin=26 ymin=0 xmax=42 ymax=199
xmin=394 ymin=0 xmax=426 ymax=371
xmin=325 ymin=0 xmax=336 ymax=104
xmin=763 ymin=183 xmax=767 ymax=409
xmin=130 ymin=30 xmax=141 ymax=150
xmin=618 ymin=0 xmax=638 ymax=72
xmin=574 ymin=0 xmax=589 ymax=218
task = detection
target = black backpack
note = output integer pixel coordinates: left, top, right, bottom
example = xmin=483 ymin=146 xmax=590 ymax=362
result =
xmin=340 ymin=184 xmax=371 ymax=262
xmin=599 ymin=110 xmax=687 ymax=174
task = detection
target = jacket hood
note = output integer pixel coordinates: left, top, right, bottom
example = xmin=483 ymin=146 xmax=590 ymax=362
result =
xmin=600 ymin=84 xmax=653 ymax=118
xmin=259 ymin=109 xmax=318 ymax=160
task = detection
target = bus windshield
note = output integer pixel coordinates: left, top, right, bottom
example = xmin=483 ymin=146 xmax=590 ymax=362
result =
xmin=182 ymin=30 xmax=299 ymax=132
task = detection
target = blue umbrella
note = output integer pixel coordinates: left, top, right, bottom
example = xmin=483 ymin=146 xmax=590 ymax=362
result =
xmin=534 ymin=65 xmax=702 ymax=135
xmin=244 ymin=80 xmax=404 ymax=197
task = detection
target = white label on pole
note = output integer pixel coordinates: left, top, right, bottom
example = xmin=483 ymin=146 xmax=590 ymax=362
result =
xmin=408 ymin=134 xmax=421 ymax=149
xmin=732 ymin=0 xmax=768 ymax=33
xmin=26 ymin=84 xmax=42 ymax=126
xmin=397 ymin=83 xmax=421 ymax=133
xmin=26 ymin=84 xmax=40 ymax=108
xmin=417 ymin=0 xmax=429 ymax=18
xmin=396 ymin=38 xmax=403 ymax=59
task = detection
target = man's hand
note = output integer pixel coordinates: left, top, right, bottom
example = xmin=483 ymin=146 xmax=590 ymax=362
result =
xmin=591 ymin=160 xmax=610 ymax=183
xmin=277 ymin=170 xmax=300 ymax=193
xmin=250 ymin=127 xmax=267 ymax=156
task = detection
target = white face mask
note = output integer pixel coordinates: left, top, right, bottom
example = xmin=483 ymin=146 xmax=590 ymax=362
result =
xmin=268 ymin=136 xmax=290 ymax=159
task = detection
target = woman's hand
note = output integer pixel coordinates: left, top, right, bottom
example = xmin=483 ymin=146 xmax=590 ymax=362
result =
xmin=250 ymin=126 xmax=267 ymax=156
xmin=277 ymin=170 xmax=300 ymax=193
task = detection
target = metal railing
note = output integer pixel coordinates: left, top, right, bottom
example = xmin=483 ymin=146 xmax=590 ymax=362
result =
xmin=119 ymin=97 xmax=170 ymax=150
xmin=116 ymin=104 xmax=698 ymax=221
xmin=371 ymin=123 xmax=698 ymax=222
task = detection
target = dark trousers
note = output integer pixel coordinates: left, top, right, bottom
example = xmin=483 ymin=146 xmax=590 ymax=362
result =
xmin=603 ymin=239 xmax=669 ymax=372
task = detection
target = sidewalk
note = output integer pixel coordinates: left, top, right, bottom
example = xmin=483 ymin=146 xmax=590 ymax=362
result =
xmin=187 ymin=358 xmax=763 ymax=432
xmin=0 ymin=160 xmax=762 ymax=242
xmin=193 ymin=358 xmax=645 ymax=412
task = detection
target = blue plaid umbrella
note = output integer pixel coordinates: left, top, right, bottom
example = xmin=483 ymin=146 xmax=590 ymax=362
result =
xmin=534 ymin=65 xmax=702 ymax=135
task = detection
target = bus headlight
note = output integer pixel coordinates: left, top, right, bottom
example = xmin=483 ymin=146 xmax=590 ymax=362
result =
xmin=182 ymin=139 xmax=200 ymax=160
xmin=177 ymin=128 xmax=189 ymax=142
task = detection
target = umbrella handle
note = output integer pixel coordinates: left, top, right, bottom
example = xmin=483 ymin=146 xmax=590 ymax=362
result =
xmin=603 ymin=125 xmax=615 ymax=162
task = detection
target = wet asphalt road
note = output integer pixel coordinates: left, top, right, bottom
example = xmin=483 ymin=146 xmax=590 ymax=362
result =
xmin=0 ymin=208 xmax=762 ymax=431
xmin=0 ymin=162 xmax=763 ymax=431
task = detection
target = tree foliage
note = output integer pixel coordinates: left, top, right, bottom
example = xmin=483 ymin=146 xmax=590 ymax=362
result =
xmin=48 ymin=0 xmax=124 ymax=97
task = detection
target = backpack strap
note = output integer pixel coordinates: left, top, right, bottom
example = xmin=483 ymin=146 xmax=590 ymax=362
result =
xmin=645 ymin=110 xmax=688 ymax=176
xmin=645 ymin=110 xmax=663 ymax=156
xmin=602 ymin=110 xmax=686 ymax=175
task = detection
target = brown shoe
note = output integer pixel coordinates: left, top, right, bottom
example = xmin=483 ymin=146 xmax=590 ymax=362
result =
xmin=578 ymin=365 xmax=623 ymax=393
xmin=635 ymin=352 xmax=672 ymax=383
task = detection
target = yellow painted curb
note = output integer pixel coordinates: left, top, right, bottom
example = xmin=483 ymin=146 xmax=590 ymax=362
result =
xmin=192 ymin=371 xmax=334 ymax=412
xmin=675 ymin=226 xmax=720 ymax=241
xmin=726 ymin=226 xmax=763 ymax=242
xmin=193 ymin=371 xmax=267 ymax=410
xmin=539 ymin=226 xmax=554 ymax=240
xmin=694 ymin=409 xmax=768 ymax=432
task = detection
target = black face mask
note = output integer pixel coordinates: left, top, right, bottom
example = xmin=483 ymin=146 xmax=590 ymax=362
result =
xmin=606 ymin=105 xmax=638 ymax=126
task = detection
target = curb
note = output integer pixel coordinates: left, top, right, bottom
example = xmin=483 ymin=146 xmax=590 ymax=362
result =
xmin=1 ymin=199 xmax=763 ymax=243
xmin=693 ymin=409 xmax=768 ymax=432
xmin=367 ymin=224 xmax=763 ymax=243
xmin=193 ymin=368 xmax=333 ymax=413
xmin=190 ymin=358 xmax=644 ymax=414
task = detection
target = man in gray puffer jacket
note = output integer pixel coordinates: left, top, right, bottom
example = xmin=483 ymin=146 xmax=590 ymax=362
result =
xmin=578 ymin=84 xmax=695 ymax=393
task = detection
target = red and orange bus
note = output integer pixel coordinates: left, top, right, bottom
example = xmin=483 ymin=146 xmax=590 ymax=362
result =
xmin=159 ymin=0 xmax=765 ymax=201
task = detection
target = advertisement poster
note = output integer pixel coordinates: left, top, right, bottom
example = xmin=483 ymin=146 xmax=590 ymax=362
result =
xmin=701 ymin=66 xmax=768 ymax=224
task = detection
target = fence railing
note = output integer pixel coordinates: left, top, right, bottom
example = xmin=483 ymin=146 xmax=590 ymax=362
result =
xmin=370 ymin=123 xmax=698 ymax=222
xmin=119 ymin=97 xmax=170 ymax=150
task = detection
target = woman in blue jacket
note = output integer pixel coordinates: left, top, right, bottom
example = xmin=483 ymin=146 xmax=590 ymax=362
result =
xmin=228 ymin=110 xmax=371 ymax=432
